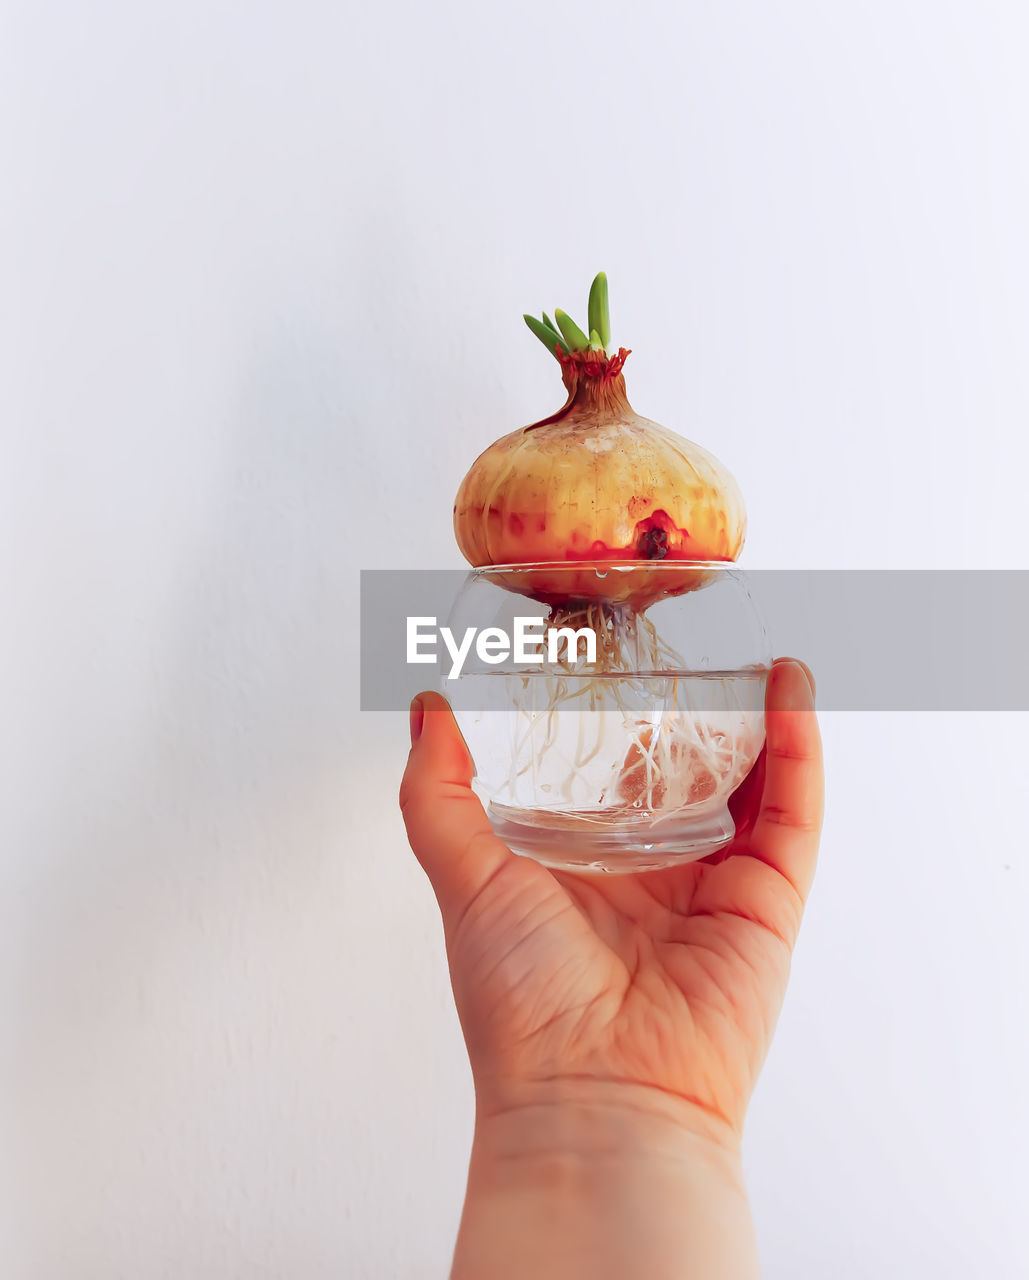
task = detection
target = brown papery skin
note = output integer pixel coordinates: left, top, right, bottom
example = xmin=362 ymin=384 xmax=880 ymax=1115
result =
xmin=453 ymin=349 xmax=746 ymax=604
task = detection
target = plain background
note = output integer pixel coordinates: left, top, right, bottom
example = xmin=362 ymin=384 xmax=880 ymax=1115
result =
xmin=3 ymin=1 xmax=1027 ymax=1276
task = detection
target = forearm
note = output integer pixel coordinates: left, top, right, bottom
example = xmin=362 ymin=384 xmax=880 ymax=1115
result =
xmin=450 ymin=1083 xmax=759 ymax=1280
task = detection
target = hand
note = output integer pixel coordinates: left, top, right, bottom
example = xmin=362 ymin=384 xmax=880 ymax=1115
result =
xmin=401 ymin=657 xmax=821 ymax=1136
xmin=400 ymin=657 xmax=823 ymax=1279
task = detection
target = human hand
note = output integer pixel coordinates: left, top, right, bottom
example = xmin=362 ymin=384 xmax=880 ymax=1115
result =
xmin=400 ymin=657 xmax=822 ymax=1278
xmin=401 ymin=657 xmax=821 ymax=1138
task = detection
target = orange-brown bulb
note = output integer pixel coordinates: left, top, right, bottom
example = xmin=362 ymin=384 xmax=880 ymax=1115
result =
xmin=453 ymin=350 xmax=746 ymax=600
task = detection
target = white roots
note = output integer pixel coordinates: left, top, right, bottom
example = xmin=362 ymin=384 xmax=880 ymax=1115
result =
xmin=498 ymin=601 xmax=763 ymax=827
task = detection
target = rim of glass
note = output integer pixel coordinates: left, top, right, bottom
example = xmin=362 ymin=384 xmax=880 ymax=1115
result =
xmin=470 ymin=560 xmax=743 ymax=574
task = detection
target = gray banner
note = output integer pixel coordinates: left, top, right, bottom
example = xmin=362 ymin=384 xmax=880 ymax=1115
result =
xmin=360 ymin=570 xmax=1029 ymax=711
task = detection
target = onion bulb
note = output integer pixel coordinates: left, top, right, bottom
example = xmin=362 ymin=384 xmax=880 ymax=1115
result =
xmin=453 ymin=274 xmax=745 ymax=606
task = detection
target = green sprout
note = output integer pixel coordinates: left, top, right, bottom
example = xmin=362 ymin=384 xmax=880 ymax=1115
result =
xmin=523 ymin=272 xmax=612 ymax=361
xmin=523 ymin=314 xmax=568 ymax=356
xmin=588 ymin=272 xmax=610 ymax=349
xmin=553 ymin=308 xmax=589 ymax=353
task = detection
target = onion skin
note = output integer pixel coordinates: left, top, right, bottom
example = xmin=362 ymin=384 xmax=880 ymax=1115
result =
xmin=453 ymin=350 xmax=746 ymax=602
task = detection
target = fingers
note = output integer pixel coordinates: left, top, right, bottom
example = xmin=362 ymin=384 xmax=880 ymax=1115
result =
xmin=747 ymin=657 xmax=824 ymax=902
xmin=723 ymin=659 xmax=815 ymax=843
xmin=690 ymin=658 xmax=823 ymax=946
xmin=399 ymin=691 xmax=514 ymax=932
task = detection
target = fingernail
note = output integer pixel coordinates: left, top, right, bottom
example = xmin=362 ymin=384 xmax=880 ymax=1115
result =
xmin=409 ymin=696 xmax=424 ymax=745
xmin=776 ymin=657 xmax=815 ymax=699
xmin=794 ymin=661 xmax=816 ymax=698
xmin=784 ymin=661 xmax=815 ymax=708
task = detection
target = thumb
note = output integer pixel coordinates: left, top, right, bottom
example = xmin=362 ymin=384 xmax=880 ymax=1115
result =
xmin=399 ymin=691 xmax=515 ymax=931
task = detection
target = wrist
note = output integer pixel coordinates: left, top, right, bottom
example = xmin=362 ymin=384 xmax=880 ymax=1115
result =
xmin=452 ymin=1079 xmax=758 ymax=1280
xmin=471 ymin=1075 xmax=743 ymax=1173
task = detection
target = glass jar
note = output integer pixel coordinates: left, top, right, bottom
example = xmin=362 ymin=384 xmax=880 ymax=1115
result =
xmin=442 ymin=562 xmax=771 ymax=873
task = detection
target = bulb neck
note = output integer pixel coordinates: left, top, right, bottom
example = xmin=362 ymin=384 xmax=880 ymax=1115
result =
xmin=565 ymin=348 xmax=633 ymax=415
xmin=526 ymin=348 xmax=634 ymax=431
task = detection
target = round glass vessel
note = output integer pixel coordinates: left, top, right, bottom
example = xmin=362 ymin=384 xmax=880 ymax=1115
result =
xmin=442 ymin=562 xmax=771 ymax=874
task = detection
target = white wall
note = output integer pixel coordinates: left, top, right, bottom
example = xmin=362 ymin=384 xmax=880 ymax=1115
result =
xmin=3 ymin=1 xmax=1027 ymax=1276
